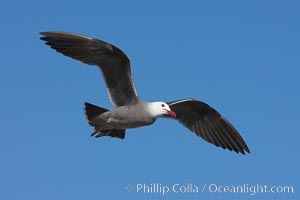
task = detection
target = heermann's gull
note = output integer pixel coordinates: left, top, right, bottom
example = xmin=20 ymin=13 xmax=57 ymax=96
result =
xmin=40 ymin=32 xmax=250 ymax=154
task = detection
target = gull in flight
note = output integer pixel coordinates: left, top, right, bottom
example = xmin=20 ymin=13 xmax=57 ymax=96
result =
xmin=40 ymin=32 xmax=250 ymax=154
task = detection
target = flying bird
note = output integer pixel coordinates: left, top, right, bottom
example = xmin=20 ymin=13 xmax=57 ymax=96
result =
xmin=40 ymin=32 xmax=250 ymax=154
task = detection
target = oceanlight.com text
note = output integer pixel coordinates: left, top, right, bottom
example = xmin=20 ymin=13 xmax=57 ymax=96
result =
xmin=207 ymin=183 xmax=294 ymax=195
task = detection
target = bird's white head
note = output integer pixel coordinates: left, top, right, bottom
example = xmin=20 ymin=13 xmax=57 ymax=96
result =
xmin=148 ymin=102 xmax=176 ymax=118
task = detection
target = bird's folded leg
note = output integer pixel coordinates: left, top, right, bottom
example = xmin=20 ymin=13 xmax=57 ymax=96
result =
xmin=91 ymin=130 xmax=98 ymax=137
xmin=91 ymin=128 xmax=113 ymax=138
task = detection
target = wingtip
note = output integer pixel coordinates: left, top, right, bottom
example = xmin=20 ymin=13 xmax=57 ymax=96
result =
xmin=237 ymin=147 xmax=250 ymax=155
xmin=39 ymin=31 xmax=52 ymax=37
xmin=39 ymin=31 xmax=53 ymax=41
xmin=244 ymin=147 xmax=251 ymax=154
xmin=39 ymin=31 xmax=63 ymax=38
xmin=239 ymin=140 xmax=251 ymax=155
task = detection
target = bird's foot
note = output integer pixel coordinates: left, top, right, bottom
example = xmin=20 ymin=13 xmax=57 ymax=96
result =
xmin=91 ymin=128 xmax=113 ymax=138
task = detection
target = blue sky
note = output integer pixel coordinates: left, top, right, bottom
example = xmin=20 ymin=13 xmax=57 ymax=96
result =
xmin=1 ymin=0 xmax=299 ymax=199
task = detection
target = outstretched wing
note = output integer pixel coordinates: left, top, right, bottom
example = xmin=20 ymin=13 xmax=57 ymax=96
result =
xmin=40 ymin=32 xmax=138 ymax=106
xmin=168 ymin=99 xmax=250 ymax=154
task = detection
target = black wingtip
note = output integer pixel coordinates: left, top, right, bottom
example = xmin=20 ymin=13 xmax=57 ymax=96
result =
xmin=237 ymin=138 xmax=251 ymax=155
xmin=39 ymin=31 xmax=52 ymax=39
xmin=39 ymin=32 xmax=47 ymax=41
xmin=235 ymin=145 xmax=250 ymax=155
xmin=244 ymin=147 xmax=251 ymax=154
xmin=230 ymin=143 xmax=250 ymax=155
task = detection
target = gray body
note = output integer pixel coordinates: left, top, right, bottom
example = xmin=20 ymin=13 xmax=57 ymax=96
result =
xmin=91 ymin=101 xmax=156 ymax=129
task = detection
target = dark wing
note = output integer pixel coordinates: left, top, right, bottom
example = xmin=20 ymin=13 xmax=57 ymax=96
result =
xmin=40 ymin=32 xmax=138 ymax=106
xmin=168 ymin=99 xmax=250 ymax=154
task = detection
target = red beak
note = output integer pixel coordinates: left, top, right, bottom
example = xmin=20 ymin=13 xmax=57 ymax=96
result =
xmin=167 ymin=110 xmax=176 ymax=118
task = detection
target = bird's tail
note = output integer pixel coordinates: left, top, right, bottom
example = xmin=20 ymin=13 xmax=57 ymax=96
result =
xmin=84 ymin=102 xmax=109 ymax=123
xmin=84 ymin=102 xmax=126 ymax=139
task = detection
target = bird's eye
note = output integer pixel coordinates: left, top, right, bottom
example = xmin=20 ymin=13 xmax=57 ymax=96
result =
xmin=161 ymin=104 xmax=165 ymax=107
